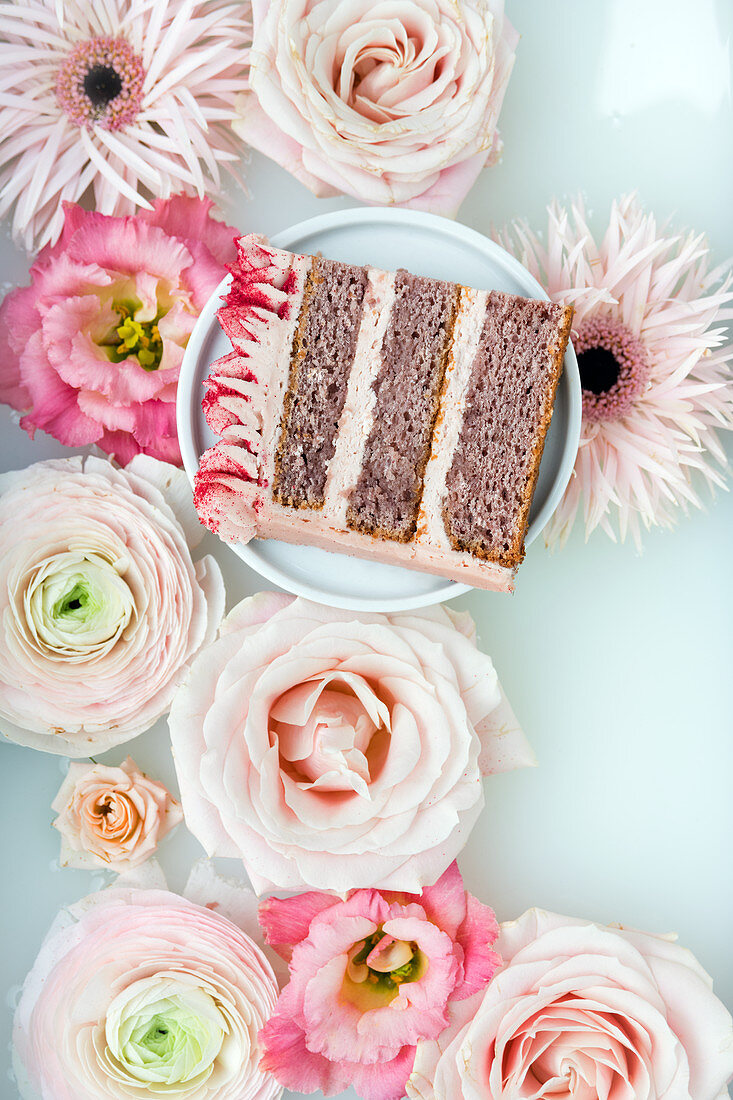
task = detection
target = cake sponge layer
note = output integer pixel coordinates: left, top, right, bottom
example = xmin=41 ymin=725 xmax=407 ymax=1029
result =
xmin=273 ymin=257 xmax=368 ymax=509
xmin=346 ymin=271 xmax=459 ymax=542
xmin=443 ymin=291 xmax=573 ymax=567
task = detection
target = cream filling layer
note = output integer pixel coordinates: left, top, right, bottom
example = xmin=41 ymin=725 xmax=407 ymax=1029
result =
xmin=257 ymin=254 xmax=313 ymax=489
xmin=417 ymin=286 xmax=489 ymax=550
xmin=322 ymin=267 xmax=396 ymax=525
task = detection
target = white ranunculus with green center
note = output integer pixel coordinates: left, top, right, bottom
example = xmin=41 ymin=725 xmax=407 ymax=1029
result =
xmin=104 ymin=977 xmax=227 ymax=1091
xmin=13 ymin=872 xmax=283 ymax=1100
xmin=25 ymin=552 xmax=134 ymax=656
xmin=0 ymin=455 xmax=225 ymax=756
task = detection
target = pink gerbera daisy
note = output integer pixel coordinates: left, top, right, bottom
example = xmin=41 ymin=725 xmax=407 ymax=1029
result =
xmin=0 ymin=0 xmax=252 ymax=250
xmin=499 ymin=194 xmax=733 ymax=548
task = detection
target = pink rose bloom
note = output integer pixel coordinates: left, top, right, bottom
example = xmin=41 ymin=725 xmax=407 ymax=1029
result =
xmin=0 ymin=455 xmax=224 ymax=756
xmin=13 ymin=869 xmax=282 ymax=1100
xmin=0 ymin=196 xmax=237 ymax=465
xmin=259 ymin=861 xmax=500 ymax=1100
xmin=408 ymin=908 xmax=733 ymax=1100
xmin=52 ymin=756 xmax=183 ymax=873
xmin=234 ymin=0 xmax=518 ymax=215
xmin=169 ymin=592 xmax=534 ymax=894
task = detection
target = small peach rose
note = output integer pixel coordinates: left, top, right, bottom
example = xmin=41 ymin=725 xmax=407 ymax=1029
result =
xmin=52 ymin=757 xmax=183 ymax=873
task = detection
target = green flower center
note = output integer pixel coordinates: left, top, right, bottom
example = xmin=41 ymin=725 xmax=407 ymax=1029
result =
xmin=104 ymin=979 xmax=228 ymax=1088
xmin=341 ymin=928 xmax=426 ymax=1011
xmin=53 ymin=580 xmax=98 ymax=620
xmin=141 ymin=1016 xmax=176 ymax=1057
xmin=26 ymin=553 xmax=134 ymax=657
xmin=99 ymin=298 xmax=165 ymax=371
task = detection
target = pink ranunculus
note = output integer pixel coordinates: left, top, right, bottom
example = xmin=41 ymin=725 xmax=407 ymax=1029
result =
xmin=52 ymin=756 xmax=183 ymax=873
xmin=13 ymin=868 xmax=283 ymax=1100
xmin=0 ymin=455 xmax=224 ymax=756
xmin=407 ymin=908 xmax=733 ymax=1100
xmin=0 ymin=196 xmax=238 ymax=465
xmin=169 ymin=593 xmax=534 ymax=894
xmin=234 ymin=0 xmax=518 ymax=215
xmin=258 ymin=861 xmax=501 ymax=1100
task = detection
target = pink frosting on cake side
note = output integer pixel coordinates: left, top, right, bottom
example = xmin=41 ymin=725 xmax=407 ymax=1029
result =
xmin=194 ymin=235 xmax=310 ymax=540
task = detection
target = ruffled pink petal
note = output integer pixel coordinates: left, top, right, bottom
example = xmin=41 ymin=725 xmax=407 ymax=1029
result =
xmin=180 ymin=237 xmax=238 ymax=310
xmin=158 ymin=299 xmax=197 ymax=347
xmin=132 ymin=431 xmax=181 ymax=466
xmin=347 ymin=1044 xmax=417 ymax=1100
xmin=19 ymin=330 xmax=102 ymax=445
xmin=95 ymin=429 xmax=145 ymax=465
xmin=259 ymin=891 xmax=339 ymax=961
xmin=28 ymin=251 xmax=112 ymax=302
xmin=401 ymin=154 xmax=492 ymax=219
xmin=0 ymin=294 xmax=30 ymax=410
xmin=76 ymin=391 xmax=140 ymax=432
xmin=410 ymin=861 xmax=467 ymax=940
xmin=140 ymin=194 xmax=239 ymax=268
xmin=260 ymin=1003 xmax=416 ymax=1100
xmin=260 ymin=1002 xmax=355 ymax=1096
xmin=56 ymin=342 xmax=173 ymax=405
xmin=1 ymin=284 xmax=43 ymax=358
xmin=221 ymin=591 xmax=295 ymax=636
xmin=40 ymin=201 xmax=93 ymax=262
xmin=42 ymin=306 xmax=176 ymax=406
xmin=130 ymin=399 xmax=178 ymax=444
xmin=66 ymin=215 xmax=193 ymax=286
xmin=453 ymin=892 xmax=501 ymax=1000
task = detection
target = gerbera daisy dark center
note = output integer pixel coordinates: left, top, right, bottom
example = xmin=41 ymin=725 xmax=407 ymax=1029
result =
xmin=577 ymin=345 xmax=621 ymax=395
xmin=575 ymin=315 xmax=650 ymax=423
xmin=83 ymin=65 xmax=123 ymax=108
xmin=56 ymin=37 xmax=146 ymax=132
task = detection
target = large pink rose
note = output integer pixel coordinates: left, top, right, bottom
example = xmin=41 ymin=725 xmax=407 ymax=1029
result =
xmin=407 ymin=908 xmax=733 ymax=1100
xmin=0 ymin=196 xmax=237 ymax=464
xmin=13 ymin=868 xmax=282 ymax=1100
xmin=0 ymin=455 xmax=224 ymax=756
xmin=259 ymin=862 xmax=501 ymax=1100
xmin=234 ymin=0 xmax=518 ymax=214
xmin=169 ymin=593 xmax=533 ymax=894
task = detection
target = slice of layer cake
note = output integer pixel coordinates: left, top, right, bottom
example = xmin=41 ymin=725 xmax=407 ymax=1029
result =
xmin=194 ymin=235 xmax=573 ymax=593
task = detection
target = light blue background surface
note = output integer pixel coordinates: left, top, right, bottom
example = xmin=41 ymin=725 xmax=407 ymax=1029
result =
xmin=1 ymin=2 xmax=731 ymax=1097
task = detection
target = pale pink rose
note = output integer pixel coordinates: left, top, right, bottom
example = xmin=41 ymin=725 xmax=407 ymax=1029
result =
xmin=234 ymin=0 xmax=518 ymax=215
xmin=0 ymin=196 xmax=238 ymax=465
xmin=259 ymin=862 xmax=501 ymax=1100
xmin=52 ymin=756 xmax=183 ymax=873
xmin=0 ymin=455 xmax=224 ymax=756
xmin=169 ymin=593 xmax=533 ymax=894
xmin=407 ymin=908 xmax=733 ymax=1100
xmin=13 ymin=871 xmax=282 ymax=1100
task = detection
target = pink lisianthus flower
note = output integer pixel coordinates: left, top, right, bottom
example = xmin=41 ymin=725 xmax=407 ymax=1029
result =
xmin=235 ymin=0 xmax=518 ymax=215
xmin=0 ymin=196 xmax=238 ymax=465
xmin=258 ymin=861 xmax=501 ymax=1100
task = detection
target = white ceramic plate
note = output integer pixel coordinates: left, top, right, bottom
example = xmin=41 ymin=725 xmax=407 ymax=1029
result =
xmin=177 ymin=208 xmax=581 ymax=611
